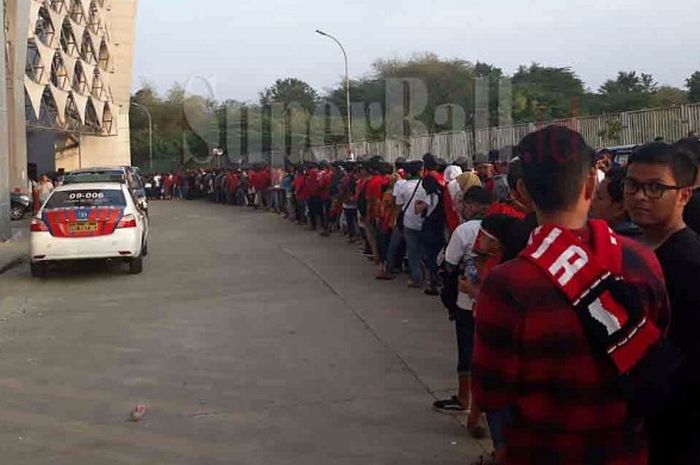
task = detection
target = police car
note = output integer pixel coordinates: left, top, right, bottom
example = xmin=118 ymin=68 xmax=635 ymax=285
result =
xmin=29 ymin=182 xmax=149 ymax=277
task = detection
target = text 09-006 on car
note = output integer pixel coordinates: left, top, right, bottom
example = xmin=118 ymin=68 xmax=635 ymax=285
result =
xmin=29 ymin=182 xmax=149 ymax=278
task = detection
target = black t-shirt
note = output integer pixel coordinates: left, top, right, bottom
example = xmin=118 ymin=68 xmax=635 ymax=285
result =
xmin=683 ymin=188 xmax=700 ymax=235
xmin=502 ymin=212 xmax=538 ymax=262
xmin=656 ymin=228 xmax=700 ymax=387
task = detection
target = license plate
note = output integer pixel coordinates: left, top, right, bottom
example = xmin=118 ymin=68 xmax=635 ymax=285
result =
xmin=68 ymin=222 xmax=98 ymax=233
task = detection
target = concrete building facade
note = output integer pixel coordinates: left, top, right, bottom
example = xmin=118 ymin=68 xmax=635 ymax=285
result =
xmin=1 ymin=0 xmax=138 ymax=239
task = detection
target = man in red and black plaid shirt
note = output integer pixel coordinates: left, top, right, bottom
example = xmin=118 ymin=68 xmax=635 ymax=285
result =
xmin=472 ymin=126 xmax=670 ymax=465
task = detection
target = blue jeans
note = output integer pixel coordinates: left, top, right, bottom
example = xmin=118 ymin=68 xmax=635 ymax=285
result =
xmin=420 ymin=228 xmax=445 ymax=288
xmin=344 ymin=208 xmax=358 ymax=238
xmin=385 ymin=227 xmax=405 ymax=273
xmin=404 ymin=227 xmax=424 ymax=285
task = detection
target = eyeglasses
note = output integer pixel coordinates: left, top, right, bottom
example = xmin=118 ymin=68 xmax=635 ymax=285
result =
xmin=622 ymin=177 xmax=688 ymax=200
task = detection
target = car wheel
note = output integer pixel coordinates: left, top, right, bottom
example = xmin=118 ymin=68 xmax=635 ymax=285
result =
xmin=142 ymin=240 xmax=148 ymax=257
xmin=10 ymin=205 xmax=24 ymax=221
xmin=30 ymin=262 xmax=46 ymax=278
xmin=129 ymin=256 xmax=143 ymax=274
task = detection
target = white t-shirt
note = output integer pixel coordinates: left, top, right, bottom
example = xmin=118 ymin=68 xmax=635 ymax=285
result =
xmin=392 ymin=179 xmax=407 ymax=201
xmin=444 ymin=220 xmax=482 ymax=310
xmin=399 ymin=179 xmax=437 ymax=231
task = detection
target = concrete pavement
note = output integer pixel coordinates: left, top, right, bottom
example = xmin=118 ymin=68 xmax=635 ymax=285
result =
xmin=0 ymin=201 xmax=487 ymax=464
xmin=0 ymin=218 xmax=29 ymax=274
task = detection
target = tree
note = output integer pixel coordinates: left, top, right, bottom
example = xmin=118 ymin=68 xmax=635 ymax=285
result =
xmin=259 ymin=78 xmax=319 ymax=113
xmin=652 ymin=86 xmax=688 ymax=107
xmin=598 ymin=71 xmax=658 ymax=112
xmin=325 ymin=53 xmax=504 ymax=138
xmin=687 ymin=71 xmax=700 ymax=103
xmin=511 ymin=64 xmax=587 ymax=123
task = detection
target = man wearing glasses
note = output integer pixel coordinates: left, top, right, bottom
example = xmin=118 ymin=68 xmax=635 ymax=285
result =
xmin=625 ymin=141 xmax=700 ymax=465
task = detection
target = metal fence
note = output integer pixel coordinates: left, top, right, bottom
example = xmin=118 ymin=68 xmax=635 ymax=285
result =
xmin=305 ymin=103 xmax=700 ymax=165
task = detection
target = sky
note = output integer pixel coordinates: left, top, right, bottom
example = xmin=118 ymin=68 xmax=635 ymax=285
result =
xmin=132 ymin=0 xmax=699 ymax=102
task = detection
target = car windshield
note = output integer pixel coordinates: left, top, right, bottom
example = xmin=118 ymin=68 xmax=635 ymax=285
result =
xmin=63 ymin=172 xmax=125 ymax=184
xmin=44 ymin=189 xmax=127 ymax=209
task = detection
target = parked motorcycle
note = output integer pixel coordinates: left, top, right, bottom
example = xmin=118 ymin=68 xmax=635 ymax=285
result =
xmin=10 ymin=192 xmax=32 ymax=221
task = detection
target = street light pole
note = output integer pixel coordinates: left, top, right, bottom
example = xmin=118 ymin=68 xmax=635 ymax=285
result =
xmin=316 ymin=29 xmax=353 ymax=159
xmin=130 ymin=102 xmax=153 ymax=172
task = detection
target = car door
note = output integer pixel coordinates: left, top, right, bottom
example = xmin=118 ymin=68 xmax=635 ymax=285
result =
xmin=126 ymin=186 xmax=148 ymax=245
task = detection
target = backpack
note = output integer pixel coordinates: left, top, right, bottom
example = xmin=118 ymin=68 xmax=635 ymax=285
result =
xmin=421 ymin=175 xmax=446 ymax=233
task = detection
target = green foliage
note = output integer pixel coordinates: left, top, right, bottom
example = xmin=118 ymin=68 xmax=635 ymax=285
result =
xmin=130 ymin=62 xmax=699 ymax=169
xmin=653 ymin=86 xmax=688 ymax=108
xmin=511 ymin=64 xmax=587 ymax=122
xmin=598 ymin=119 xmax=625 ymax=145
xmin=687 ymin=71 xmax=700 ymax=103
xmin=259 ymin=78 xmax=319 ymax=113
xmin=598 ymin=71 xmax=658 ymax=113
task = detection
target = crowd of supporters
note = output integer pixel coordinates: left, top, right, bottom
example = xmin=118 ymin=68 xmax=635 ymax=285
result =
xmin=148 ymin=127 xmax=700 ymax=465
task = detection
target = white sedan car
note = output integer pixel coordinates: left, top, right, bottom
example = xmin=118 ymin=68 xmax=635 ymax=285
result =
xmin=30 ymin=182 xmax=149 ymax=277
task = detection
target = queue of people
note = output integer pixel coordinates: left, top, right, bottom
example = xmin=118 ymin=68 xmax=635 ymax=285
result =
xmin=156 ymin=126 xmax=699 ymax=465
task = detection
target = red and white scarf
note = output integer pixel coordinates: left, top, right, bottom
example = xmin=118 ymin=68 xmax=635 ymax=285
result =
xmin=521 ymin=220 xmax=661 ymax=374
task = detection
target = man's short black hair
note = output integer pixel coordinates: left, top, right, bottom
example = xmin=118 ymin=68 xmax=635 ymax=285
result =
xmin=463 ymin=186 xmax=492 ymax=206
xmin=604 ymin=165 xmax=627 ymax=203
xmin=628 ymin=142 xmax=697 ymax=187
xmin=507 ymin=157 xmax=523 ymax=191
xmin=423 ymin=153 xmax=438 ymax=171
xmin=404 ymin=160 xmax=424 ymax=177
xmin=673 ymin=137 xmax=700 ymax=165
xmin=481 ymin=214 xmax=518 ymax=244
xmin=517 ymin=125 xmax=596 ymax=213
xmin=379 ymin=162 xmax=394 ymax=176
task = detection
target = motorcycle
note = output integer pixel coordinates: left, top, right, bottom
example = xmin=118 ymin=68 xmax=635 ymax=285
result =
xmin=10 ymin=192 xmax=32 ymax=221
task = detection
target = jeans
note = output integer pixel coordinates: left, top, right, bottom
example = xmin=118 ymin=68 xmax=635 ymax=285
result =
xmin=270 ymin=190 xmax=280 ymax=212
xmin=420 ymin=228 xmax=446 ymax=288
xmin=295 ymin=198 xmax=306 ymax=223
xmin=375 ymin=223 xmax=390 ymax=264
xmin=344 ymin=208 xmax=358 ymax=238
xmin=404 ymin=227 xmax=424 ymax=285
xmin=308 ymin=197 xmax=326 ymax=231
xmin=386 ymin=227 xmax=405 ymax=273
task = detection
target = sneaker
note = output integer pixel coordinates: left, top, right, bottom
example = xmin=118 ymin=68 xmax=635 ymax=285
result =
xmin=375 ymin=271 xmax=396 ymax=281
xmin=432 ymin=396 xmax=467 ymax=414
xmin=424 ymin=286 xmax=440 ymax=296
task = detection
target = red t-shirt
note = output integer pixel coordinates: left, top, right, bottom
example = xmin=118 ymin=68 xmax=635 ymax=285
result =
xmin=305 ymin=168 xmax=321 ymax=198
xmin=486 ymin=201 xmax=527 ymax=220
xmin=319 ymin=169 xmax=333 ymax=201
xmin=427 ymin=170 xmax=446 ymax=187
xmin=259 ymin=170 xmax=271 ymax=190
xmin=355 ymin=177 xmax=368 ymax=200
xmin=366 ymin=175 xmax=388 ymax=219
xmin=293 ymin=174 xmax=306 ymax=200
xmin=227 ymin=174 xmax=239 ymax=193
xmin=443 ymin=186 xmax=460 ymax=234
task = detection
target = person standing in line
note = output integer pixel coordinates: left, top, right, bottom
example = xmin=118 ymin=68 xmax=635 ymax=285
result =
xmin=472 ymin=126 xmax=669 ymax=465
xmin=400 ymin=160 xmax=438 ymax=289
xmin=624 ymin=141 xmax=700 ymax=465
xmin=434 ymin=186 xmax=493 ymax=439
